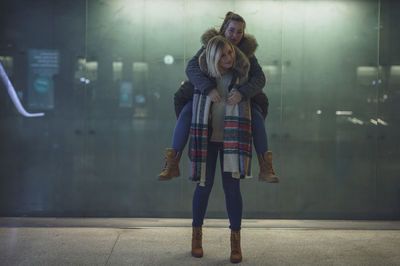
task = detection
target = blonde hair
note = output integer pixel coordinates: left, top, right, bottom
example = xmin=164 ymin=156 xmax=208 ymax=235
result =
xmin=205 ymin=36 xmax=235 ymax=78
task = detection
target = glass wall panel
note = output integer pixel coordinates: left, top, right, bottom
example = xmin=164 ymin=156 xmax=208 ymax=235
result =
xmin=376 ymin=0 xmax=400 ymax=219
xmin=0 ymin=0 xmax=398 ymax=219
xmin=0 ymin=0 xmax=86 ymax=215
xmin=276 ymin=0 xmax=381 ymax=218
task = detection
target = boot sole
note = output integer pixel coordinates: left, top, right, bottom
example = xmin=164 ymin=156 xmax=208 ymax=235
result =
xmin=230 ymin=258 xmax=242 ymax=263
xmin=191 ymin=250 xmax=203 ymax=258
xmin=157 ymin=175 xmax=179 ymax=181
xmin=259 ymin=178 xmax=279 ymax=183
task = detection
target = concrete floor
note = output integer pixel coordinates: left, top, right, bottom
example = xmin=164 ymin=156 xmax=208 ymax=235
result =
xmin=0 ymin=218 xmax=400 ymax=265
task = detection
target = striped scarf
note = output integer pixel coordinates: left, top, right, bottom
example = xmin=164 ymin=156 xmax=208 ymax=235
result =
xmin=189 ymin=89 xmax=252 ymax=186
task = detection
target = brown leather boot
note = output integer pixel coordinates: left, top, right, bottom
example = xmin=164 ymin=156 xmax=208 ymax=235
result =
xmin=230 ymin=230 xmax=242 ymax=263
xmin=157 ymin=148 xmax=182 ymax=180
xmin=257 ymin=151 xmax=279 ymax=183
xmin=191 ymin=226 xmax=203 ymax=258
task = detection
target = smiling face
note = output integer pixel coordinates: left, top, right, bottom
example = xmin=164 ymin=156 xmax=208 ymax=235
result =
xmin=218 ymin=44 xmax=234 ymax=71
xmin=205 ymin=36 xmax=236 ymax=77
xmin=223 ymin=20 xmax=244 ymax=46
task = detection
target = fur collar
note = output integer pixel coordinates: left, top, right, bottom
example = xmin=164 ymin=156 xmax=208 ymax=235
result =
xmin=198 ymin=45 xmax=250 ymax=80
xmin=200 ymin=28 xmax=258 ymax=58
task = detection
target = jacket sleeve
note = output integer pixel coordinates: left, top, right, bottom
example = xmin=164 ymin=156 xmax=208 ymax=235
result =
xmin=185 ymin=47 xmax=216 ymax=95
xmin=236 ymin=55 xmax=266 ymax=99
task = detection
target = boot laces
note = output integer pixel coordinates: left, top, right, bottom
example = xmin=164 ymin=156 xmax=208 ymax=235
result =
xmin=161 ymin=156 xmax=176 ymax=171
xmin=195 ymin=231 xmax=202 ymax=240
xmin=231 ymin=234 xmax=240 ymax=251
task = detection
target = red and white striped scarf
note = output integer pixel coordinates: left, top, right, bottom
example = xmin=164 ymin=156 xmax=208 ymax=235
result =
xmin=189 ymin=88 xmax=252 ymax=186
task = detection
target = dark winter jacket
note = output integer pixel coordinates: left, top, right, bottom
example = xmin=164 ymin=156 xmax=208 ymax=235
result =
xmin=175 ymin=28 xmax=269 ymax=118
xmin=174 ymin=81 xmax=195 ymax=118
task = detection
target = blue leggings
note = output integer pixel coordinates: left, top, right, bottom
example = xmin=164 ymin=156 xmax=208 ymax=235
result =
xmin=192 ymin=142 xmax=242 ymax=231
xmin=171 ymin=101 xmax=268 ymax=154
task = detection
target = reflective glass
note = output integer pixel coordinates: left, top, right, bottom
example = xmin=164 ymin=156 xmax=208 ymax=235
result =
xmin=0 ymin=0 xmax=398 ymax=219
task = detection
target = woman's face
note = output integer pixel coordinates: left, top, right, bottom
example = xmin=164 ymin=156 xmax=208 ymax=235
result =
xmin=224 ymin=20 xmax=244 ymax=46
xmin=218 ymin=44 xmax=234 ymax=71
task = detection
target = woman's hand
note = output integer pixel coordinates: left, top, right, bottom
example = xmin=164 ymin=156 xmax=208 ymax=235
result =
xmin=208 ymin=89 xmax=222 ymax=103
xmin=227 ymin=89 xmax=242 ymax=105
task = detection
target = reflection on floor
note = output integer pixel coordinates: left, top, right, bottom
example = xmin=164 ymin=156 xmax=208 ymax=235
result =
xmin=0 ymin=218 xmax=399 ymax=265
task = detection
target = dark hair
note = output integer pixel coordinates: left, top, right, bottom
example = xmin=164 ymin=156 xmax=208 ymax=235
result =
xmin=219 ymin=11 xmax=246 ymax=36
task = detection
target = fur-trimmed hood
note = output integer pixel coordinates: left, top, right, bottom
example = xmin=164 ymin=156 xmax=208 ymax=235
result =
xmin=198 ymin=45 xmax=250 ymax=80
xmin=200 ymin=28 xmax=258 ymax=58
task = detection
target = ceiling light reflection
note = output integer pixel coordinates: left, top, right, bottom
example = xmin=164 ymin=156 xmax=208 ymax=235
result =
xmin=377 ymin=119 xmax=388 ymax=126
xmin=336 ymin=111 xmax=353 ymax=115
xmin=347 ymin=117 xmax=364 ymax=125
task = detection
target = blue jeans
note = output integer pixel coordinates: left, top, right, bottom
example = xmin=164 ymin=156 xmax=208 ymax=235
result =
xmin=171 ymin=101 xmax=192 ymax=152
xmin=251 ymin=105 xmax=268 ymax=154
xmin=192 ymin=142 xmax=243 ymax=231
xmin=171 ymin=101 xmax=268 ymax=154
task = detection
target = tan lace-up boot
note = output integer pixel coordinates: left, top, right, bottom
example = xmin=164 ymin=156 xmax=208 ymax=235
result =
xmin=157 ymin=148 xmax=182 ymax=180
xmin=230 ymin=230 xmax=242 ymax=263
xmin=191 ymin=226 xmax=203 ymax=258
xmin=257 ymin=151 xmax=279 ymax=183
